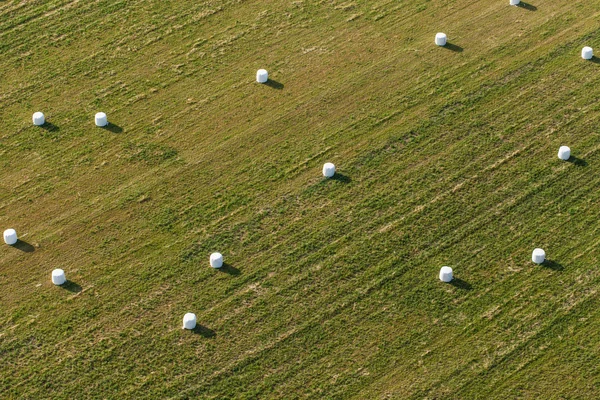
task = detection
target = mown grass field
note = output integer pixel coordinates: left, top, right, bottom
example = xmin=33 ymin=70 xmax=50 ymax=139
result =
xmin=2 ymin=0 xmax=600 ymax=398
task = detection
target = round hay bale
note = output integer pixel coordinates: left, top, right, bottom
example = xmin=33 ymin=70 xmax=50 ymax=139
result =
xmin=95 ymin=112 xmax=108 ymax=127
xmin=532 ymin=248 xmax=545 ymax=264
xmin=582 ymin=47 xmax=593 ymax=60
xmin=210 ymin=252 xmax=223 ymax=268
xmin=439 ymin=266 xmax=453 ymax=282
xmin=3 ymin=229 xmax=17 ymax=245
xmin=558 ymin=146 xmax=571 ymax=161
xmin=435 ymin=33 xmax=447 ymax=46
xmin=183 ymin=313 xmax=197 ymax=330
xmin=256 ymin=69 xmax=268 ymax=83
xmin=32 ymin=112 xmax=45 ymax=126
xmin=52 ymin=269 xmax=66 ymax=285
xmin=322 ymin=162 xmax=336 ymax=178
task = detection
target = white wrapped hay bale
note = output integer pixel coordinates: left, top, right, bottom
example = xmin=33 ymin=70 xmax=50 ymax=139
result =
xmin=532 ymin=248 xmax=545 ymax=264
xmin=256 ymin=69 xmax=268 ymax=83
xmin=95 ymin=112 xmax=108 ymax=127
xmin=558 ymin=146 xmax=571 ymax=161
xmin=435 ymin=33 xmax=447 ymax=46
xmin=439 ymin=266 xmax=453 ymax=282
xmin=582 ymin=47 xmax=593 ymax=60
xmin=210 ymin=252 xmax=223 ymax=268
xmin=52 ymin=269 xmax=66 ymax=285
xmin=183 ymin=313 xmax=197 ymax=330
xmin=509 ymin=0 xmax=520 ymax=5
xmin=3 ymin=229 xmax=17 ymax=245
xmin=32 ymin=112 xmax=45 ymax=126
xmin=322 ymin=162 xmax=336 ymax=178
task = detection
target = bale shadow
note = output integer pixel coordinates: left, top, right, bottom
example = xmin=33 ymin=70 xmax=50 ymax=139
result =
xmin=40 ymin=122 xmax=59 ymax=132
xmin=101 ymin=123 xmax=123 ymax=133
xmin=13 ymin=240 xmax=35 ymax=253
xmin=450 ymin=278 xmax=472 ymax=290
xmin=192 ymin=325 xmax=216 ymax=338
xmin=588 ymin=56 xmax=600 ymax=64
xmin=61 ymin=280 xmax=83 ymax=293
xmin=264 ymin=79 xmax=284 ymax=90
xmin=443 ymin=42 xmax=463 ymax=53
xmin=217 ymin=263 xmax=240 ymax=276
xmin=542 ymin=259 xmax=564 ymax=271
xmin=567 ymin=156 xmax=587 ymax=167
xmin=330 ymin=173 xmax=352 ymax=183
xmin=517 ymin=2 xmax=537 ymax=11
xmin=321 ymin=172 xmax=352 ymax=184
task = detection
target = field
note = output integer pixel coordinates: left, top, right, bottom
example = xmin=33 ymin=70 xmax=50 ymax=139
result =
xmin=2 ymin=0 xmax=600 ymax=398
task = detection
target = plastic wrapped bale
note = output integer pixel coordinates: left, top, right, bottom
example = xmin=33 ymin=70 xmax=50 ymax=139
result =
xmin=510 ymin=0 xmax=520 ymax=5
xmin=95 ymin=112 xmax=108 ymax=127
xmin=435 ymin=33 xmax=447 ymax=46
xmin=439 ymin=266 xmax=453 ymax=282
xmin=558 ymin=146 xmax=571 ymax=161
xmin=32 ymin=112 xmax=45 ymax=126
xmin=256 ymin=69 xmax=268 ymax=83
xmin=183 ymin=313 xmax=197 ymax=330
xmin=3 ymin=229 xmax=17 ymax=245
xmin=582 ymin=47 xmax=593 ymax=60
xmin=532 ymin=248 xmax=545 ymax=264
xmin=322 ymin=162 xmax=336 ymax=178
xmin=210 ymin=252 xmax=223 ymax=268
xmin=52 ymin=269 xmax=66 ymax=286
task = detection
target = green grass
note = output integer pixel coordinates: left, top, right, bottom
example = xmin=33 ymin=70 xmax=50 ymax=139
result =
xmin=2 ymin=0 xmax=600 ymax=398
